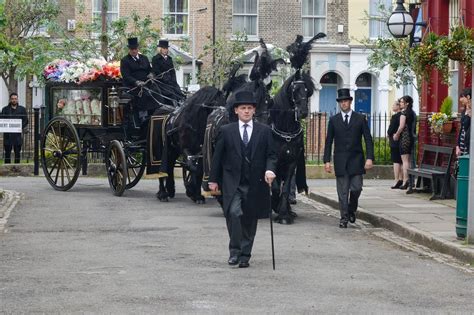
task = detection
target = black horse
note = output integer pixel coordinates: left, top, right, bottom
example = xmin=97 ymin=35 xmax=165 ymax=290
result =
xmin=156 ymin=86 xmax=225 ymax=203
xmin=269 ymin=70 xmax=315 ymax=224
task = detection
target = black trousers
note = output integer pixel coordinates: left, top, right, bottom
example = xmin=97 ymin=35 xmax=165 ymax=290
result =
xmin=336 ymin=174 xmax=363 ymax=223
xmin=4 ymin=144 xmax=21 ymax=164
xmin=226 ymin=185 xmax=258 ymax=262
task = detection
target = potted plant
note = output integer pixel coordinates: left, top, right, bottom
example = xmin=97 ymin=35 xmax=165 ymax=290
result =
xmin=428 ymin=96 xmax=457 ymax=134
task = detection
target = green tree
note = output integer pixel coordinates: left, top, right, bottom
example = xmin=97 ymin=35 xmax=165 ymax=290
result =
xmin=198 ymin=33 xmax=247 ymax=88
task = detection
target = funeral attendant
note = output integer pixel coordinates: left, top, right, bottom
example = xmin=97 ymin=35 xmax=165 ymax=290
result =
xmin=1 ymin=93 xmax=28 ymax=164
xmin=323 ymin=88 xmax=374 ymax=228
xmin=151 ymin=39 xmax=185 ymax=103
xmin=120 ymin=37 xmax=156 ymax=115
xmin=208 ymin=90 xmax=277 ymax=268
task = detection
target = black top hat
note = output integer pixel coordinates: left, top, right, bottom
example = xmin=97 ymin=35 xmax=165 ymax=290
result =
xmin=127 ymin=37 xmax=139 ymax=49
xmin=233 ymin=90 xmax=257 ymax=108
xmin=158 ymin=39 xmax=169 ymax=48
xmin=336 ymin=88 xmax=353 ymax=102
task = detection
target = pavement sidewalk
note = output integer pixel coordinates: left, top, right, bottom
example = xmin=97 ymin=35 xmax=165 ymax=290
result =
xmin=307 ymin=179 xmax=474 ymax=264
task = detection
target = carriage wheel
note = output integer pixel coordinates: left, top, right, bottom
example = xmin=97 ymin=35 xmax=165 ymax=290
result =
xmin=125 ymin=147 xmax=146 ymax=190
xmin=41 ymin=117 xmax=81 ymax=191
xmin=106 ymin=140 xmax=128 ymax=196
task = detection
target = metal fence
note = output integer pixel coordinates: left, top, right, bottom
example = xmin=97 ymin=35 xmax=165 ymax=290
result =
xmin=305 ymin=112 xmax=407 ymax=165
xmin=1 ymin=110 xmax=404 ymax=167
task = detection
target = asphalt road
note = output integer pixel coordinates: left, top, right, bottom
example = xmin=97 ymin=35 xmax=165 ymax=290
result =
xmin=1 ymin=176 xmax=473 ymax=313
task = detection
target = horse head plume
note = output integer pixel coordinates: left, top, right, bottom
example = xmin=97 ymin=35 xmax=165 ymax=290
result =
xmin=249 ymin=38 xmax=286 ymax=82
xmin=286 ymin=32 xmax=326 ymax=70
xmin=222 ymin=62 xmax=247 ymax=99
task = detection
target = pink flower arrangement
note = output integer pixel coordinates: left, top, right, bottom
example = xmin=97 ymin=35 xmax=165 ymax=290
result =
xmin=44 ymin=59 xmax=122 ymax=83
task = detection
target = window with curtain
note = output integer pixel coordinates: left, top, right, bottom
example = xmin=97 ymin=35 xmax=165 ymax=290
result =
xmin=302 ymin=0 xmax=326 ymax=38
xmin=232 ymin=0 xmax=258 ymax=36
xmin=369 ymin=0 xmax=392 ymax=39
xmin=92 ymin=0 xmax=119 ymax=26
xmin=449 ymin=0 xmax=459 ymax=27
xmin=164 ymin=0 xmax=189 ymax=35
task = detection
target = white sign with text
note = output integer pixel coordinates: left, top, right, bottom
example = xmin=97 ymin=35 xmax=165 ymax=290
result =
xmin=0 ymin=119 xmax=22 ymax=133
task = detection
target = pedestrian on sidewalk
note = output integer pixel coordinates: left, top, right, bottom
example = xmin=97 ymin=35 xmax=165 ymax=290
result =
xmin=323 ymin=88 xmax=374 ymax=228
xmin=208 ymin=90 xmax=277 ymax=268
xmin=1 ymin=93 xmax=28 ymax=164
xmin=387 ymin=99 xmax=403 ymax=189
xmin=456 ymin=88 xmax=471 ymax=157
xmin=393 ymin=95 xmax=416 ymax=190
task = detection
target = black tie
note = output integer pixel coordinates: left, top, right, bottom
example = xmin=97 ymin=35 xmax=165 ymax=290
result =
xmin=243 ymin=124 xmax=249 ymax=146
xmin=344 ymin=114 xmax=349 ymax=126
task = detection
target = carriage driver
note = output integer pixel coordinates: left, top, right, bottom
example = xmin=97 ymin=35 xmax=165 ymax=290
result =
xmin=208 ymin=90 xmax=277 ymax=268
xmin=120 ymin=37 xmax=157 ymax=122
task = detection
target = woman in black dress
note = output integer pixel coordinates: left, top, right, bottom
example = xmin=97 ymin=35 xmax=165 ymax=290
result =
xmin=393 ymin=95 xmax=416 ymax=189
xmin=387 ymin=100 xmax=403 ymax=188
xmin=456 ymin=88 xmax=471 ymax=157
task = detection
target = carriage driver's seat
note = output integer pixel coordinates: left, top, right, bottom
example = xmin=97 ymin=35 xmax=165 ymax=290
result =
xmin=118 ymin=88 xmax=144 ymax=141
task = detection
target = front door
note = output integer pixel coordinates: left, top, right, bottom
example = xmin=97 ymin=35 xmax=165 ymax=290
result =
xmin=355 ymin=88 xmax=372 ymax=126
xmin=319 ymin=85 xmax=338 ymax=115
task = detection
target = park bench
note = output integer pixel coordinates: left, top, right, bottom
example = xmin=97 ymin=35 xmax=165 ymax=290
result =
xmin=407 ymin=144 xmax=454 ymax=200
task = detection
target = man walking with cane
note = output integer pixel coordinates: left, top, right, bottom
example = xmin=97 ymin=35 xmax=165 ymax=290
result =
xmin=323 ymin=88 xmax=374 ymax=228
xmin=208 ymin=90 xmax=277 ymax=268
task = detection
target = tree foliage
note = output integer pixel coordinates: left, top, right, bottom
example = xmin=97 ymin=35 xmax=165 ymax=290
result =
xmin=198 ymin=33 xmax=248 ymax=88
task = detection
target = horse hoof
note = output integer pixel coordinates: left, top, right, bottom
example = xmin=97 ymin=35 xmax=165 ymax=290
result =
xmin=168 ymin=191 xmax=175 ymax=198
xmin=289 ymin=210 xmax=298 ymax=218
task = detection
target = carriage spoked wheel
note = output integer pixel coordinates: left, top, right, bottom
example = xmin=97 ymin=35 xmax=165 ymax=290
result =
xmin=106 ymin=140 xmax=128 ymax=196
xmin=41 ymin=117 xmax=81 ymax=191
xmin=124 ymin=146 xmax=146 ymax=190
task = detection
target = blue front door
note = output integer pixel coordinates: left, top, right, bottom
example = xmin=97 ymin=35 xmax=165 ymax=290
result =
xmin=355 ymin=88 xmax=372 ymax=126
xmin=319 ymin=85 xmax=338 ymax=114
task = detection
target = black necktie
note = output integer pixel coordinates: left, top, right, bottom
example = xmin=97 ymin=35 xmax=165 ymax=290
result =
xmin=243 ymin=124 xmax=249 ymax=146
xmin=344 ymin=114 xmax=349 ymax=126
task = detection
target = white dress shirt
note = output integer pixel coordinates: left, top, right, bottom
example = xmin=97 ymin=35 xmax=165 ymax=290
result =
xmin=342 ymin=110 xmax=353 ymax=124
xmin=238 ymin=120 xmax=253 ymax=142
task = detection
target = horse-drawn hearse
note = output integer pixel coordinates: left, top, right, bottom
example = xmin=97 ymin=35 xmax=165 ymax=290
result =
xmin=41 ymin=79 xmax=152 ymax=196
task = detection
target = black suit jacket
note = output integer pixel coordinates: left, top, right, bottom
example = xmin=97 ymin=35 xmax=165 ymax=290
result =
xmin=152 ymin=54 xmax=178 ymax=84
xmin=209 ymin=121 xmax=277 ymax=219
xmin=120 ymin=54 xmax=151 ymax=87
xmin=323 ymin=112 xmax=374 ymax=177
xmin=1 ymin=104 xmax=28 ymax=146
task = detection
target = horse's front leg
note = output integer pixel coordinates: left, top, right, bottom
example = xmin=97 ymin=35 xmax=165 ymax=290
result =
xmin=275 ymin=163 xmax=297 ymax=224
xmin=191 ymin=159 xmax=206 ymax=204
xmin=156 ymin=177 xmax=169 ymax=202
xmin=166 ymin=150 xmax=177 ymax=198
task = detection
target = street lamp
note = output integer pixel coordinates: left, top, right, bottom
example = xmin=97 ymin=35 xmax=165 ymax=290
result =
xmin=386 ymin=0 xmax=414 ymax=38
xmin=191 ymin=7 xmax=208 ymax=86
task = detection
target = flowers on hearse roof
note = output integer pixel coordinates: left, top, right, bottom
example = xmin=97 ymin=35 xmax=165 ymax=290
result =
xmin=43 ymin=59 xmax=121 ymax=83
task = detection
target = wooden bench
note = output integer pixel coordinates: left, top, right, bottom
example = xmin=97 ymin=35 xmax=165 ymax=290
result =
xmin=407 ymin=144 xmax=454 ymax=200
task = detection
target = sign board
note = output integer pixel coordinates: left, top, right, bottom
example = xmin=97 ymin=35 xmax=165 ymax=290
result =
xmin=0 ymin=119 xmax=22 ymax=133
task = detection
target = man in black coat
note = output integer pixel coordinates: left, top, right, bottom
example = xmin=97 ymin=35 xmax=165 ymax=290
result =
xmin=151 ymin=39 xmax=185 ymax=105
xmin=1 ymin=93 xmax=28 ymax=163
xmin=208 ymin=90 xmax=277 ymax=268
xmin=323 ymin=88 xmax=374 ymax=228
xmin=120 ymin=37 xmax=156 ymax=113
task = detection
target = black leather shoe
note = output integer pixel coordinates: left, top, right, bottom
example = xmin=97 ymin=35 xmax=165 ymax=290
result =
xmin=349 ymin=212 xmax=356 ymax=223
xmin=391 ymin=180 xmax=403 ymax=189
xmin=228 ymin=256 xmax=239 ymax=265
xmin=289 ymin=199 xmax=297 ymax=205
xmin=339 ymin=222 xmax=348 ymax=228
xmin=239 ymin=261 xmax=250 ymax=268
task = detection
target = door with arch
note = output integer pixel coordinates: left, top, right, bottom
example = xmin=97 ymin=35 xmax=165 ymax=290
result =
xmin=319 ymin=72 xmax=340 ymax=115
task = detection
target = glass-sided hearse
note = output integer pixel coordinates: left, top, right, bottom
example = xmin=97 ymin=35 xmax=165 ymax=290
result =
xmin=42 ymin=80 xmax=146 ymax=196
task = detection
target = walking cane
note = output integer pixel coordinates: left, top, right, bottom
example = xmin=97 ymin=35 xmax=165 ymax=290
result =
xmin=269 ymin=182 xmax=276 ymax=270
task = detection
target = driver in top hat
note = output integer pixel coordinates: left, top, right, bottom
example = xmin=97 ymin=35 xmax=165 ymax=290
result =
xmin=208 ymin=90 xmax=277 ymax=268
xmin=323 ymin=88 xmax=374 ymax=228
xmin=120 ymin=37 xmax=156 ymax=112
xmin=152 ymin=39 xmax=185 ymax=103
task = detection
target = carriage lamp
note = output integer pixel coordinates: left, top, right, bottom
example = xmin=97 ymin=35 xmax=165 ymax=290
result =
xmin=109 ymin=86 xmax=119 ymax=126
xmin=386 ymin=0 xmax=414 ymax=38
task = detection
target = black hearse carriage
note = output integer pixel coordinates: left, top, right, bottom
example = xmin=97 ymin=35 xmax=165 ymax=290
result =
xmin=41 ymin=80 xmax=146 ymax=196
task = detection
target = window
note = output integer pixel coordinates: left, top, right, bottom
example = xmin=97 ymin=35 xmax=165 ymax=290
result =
xmin=449 ymin=0 xmax=459 ymax=28
xmin=369 ymin=0 xmax=392 ymax=39
xmin=302 ymin=0 xmax=326 ymax=38
xmin=164 ymin=0 xmax=189 ymax=35
xmin=92 ymin=0 xmax=119 ymax=26
xmin=233 ymin=0 xmax=258 ymax=37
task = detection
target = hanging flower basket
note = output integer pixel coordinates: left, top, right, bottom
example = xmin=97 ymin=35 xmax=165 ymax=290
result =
xmin=448 ymin=49 xmax=465 ymax=61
